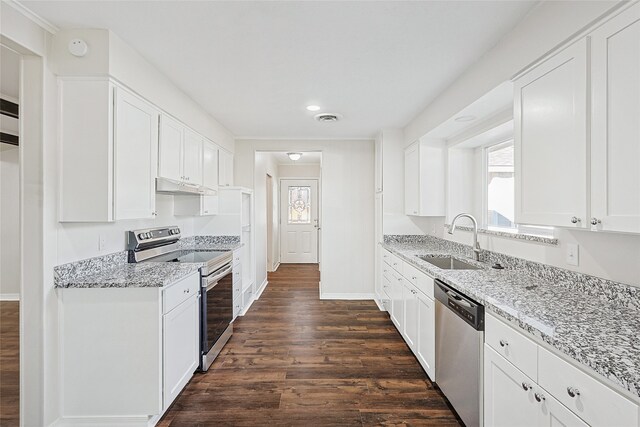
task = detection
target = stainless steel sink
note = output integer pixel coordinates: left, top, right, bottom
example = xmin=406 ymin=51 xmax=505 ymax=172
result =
xmin=418 ymin=256 xmax=481 ymax=270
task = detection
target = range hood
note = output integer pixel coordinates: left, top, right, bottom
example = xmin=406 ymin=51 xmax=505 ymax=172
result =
xmin=156 ymin=178 xmax=216 ymax=196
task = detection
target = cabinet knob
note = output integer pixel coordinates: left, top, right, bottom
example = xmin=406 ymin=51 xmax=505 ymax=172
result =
xmin=151 ymin=211 xmax=157 ymax=216
xmin=570 ymin=216 xmax=581 ymax=224
xmin=567 ymin=387 xmax=581 ymax=398
xmin=413 ymin=211 xmax=418 ymax=214
xmin=412 ymin=276 xmax=417 ymax=280
xmin=590 ymin=218 xmax=601 ymax=226
xmin=534 ymin=392 xmax=545 ymax=402
xmin=499 ymin=339 xmax=509 ymax=347
xmin=521 ymin=382 xmax=531 ymax=391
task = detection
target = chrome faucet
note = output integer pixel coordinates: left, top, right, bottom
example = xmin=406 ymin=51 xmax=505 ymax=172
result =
xmin=448 ymin=213 xmax=481 ymax=261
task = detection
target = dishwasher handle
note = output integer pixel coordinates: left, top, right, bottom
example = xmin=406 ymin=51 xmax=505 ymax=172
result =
xmin=435 ymin=279 xmax=484 ymax=331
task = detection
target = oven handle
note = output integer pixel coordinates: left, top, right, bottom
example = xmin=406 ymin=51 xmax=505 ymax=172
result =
xmin=204 ymin=264 xmax=233 ymax=290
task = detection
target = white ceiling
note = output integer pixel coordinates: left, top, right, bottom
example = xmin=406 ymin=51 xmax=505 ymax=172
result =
xmin=23 ymin=1 xmax=537 ymax=139
xmin=268 ymin=151 xmax=322 ymax=165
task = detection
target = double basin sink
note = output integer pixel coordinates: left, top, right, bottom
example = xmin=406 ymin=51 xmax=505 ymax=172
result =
xmin=417 ymin=255 xmax=481 ymax=270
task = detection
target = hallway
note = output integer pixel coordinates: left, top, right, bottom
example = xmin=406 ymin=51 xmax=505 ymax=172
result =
xmin=0 ymin=301 xmax=19 ymax=427
xmin=159 ymin=264 xmax=459 ymax=426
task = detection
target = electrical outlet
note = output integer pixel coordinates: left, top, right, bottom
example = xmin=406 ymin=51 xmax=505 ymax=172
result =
xmin=98 ymin=234 xmax=106 ymax=252
xmin=566 ymin=243 xmax=579 ymax=266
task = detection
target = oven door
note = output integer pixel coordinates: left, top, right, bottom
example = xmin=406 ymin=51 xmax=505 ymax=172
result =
xmin=201 ymin=264 xmax=233 ymax=358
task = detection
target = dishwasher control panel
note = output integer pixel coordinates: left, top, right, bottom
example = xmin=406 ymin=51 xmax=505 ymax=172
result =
xmin=435 ymin=279 xmax=484 ymax=330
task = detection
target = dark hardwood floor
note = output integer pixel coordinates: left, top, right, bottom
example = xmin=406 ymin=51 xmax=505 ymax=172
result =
xmin=0 ymin=301 xmax=19 ymax=427
xmin=160 ymin=264 xmax=460 ymax=426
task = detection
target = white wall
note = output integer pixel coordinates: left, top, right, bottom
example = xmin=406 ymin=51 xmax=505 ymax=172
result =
xmin=278 ymin=163 xmax=321 ymax=178
xmin=253 ymin=152 xmax=280 ymax=286
xmin=236 ymin=139 xmax=375 ymax=298
xmin=0 ymin=146 xmax=20 ymax=299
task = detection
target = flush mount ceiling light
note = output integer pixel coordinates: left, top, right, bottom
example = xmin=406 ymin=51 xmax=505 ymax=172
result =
xmin=454 ymin=115 xmax=477 ymax=123
xmin=306 ymin=105 xmax=321 ymax=112
xmin=314 ymin=113 xmax=342 ymax=122
xmin=287 ymin=152 xmax=303 ymax=161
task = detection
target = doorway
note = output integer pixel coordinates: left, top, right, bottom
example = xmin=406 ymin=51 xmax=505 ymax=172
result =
xmin=280 ymin=179 xmax=319 ymax=263
xmin=266 ymin=174 xmax=274 ymax=271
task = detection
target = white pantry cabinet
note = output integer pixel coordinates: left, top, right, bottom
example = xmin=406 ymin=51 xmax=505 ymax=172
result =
xmin=158 ymin=114 xmax=204 ymax=187
xmin=404 ymin=140 xmax=445 ymax=216
xmin=219 ymin=149 xmax=234 ymax=187
xmin=590 ymin=3 xmax=640 ymax=233
xmin=514 ymin=39 xmax=588 ymax=228
xmin=59 ymin=79 xmax=159 ymax=222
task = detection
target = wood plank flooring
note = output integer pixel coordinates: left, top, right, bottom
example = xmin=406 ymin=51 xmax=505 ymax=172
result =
xmin=0 ymin=301 xmax=19 ymax=427
xmin=160 ymin=264 xmax=460 ymax=426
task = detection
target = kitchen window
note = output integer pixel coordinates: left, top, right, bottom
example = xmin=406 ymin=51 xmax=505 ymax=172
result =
xmin=484 ymin=140 xmax=553 ymax=237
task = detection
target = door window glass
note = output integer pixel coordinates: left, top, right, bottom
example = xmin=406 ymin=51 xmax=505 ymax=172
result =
xmin=288 ymin=186 xmax=311 ymax=224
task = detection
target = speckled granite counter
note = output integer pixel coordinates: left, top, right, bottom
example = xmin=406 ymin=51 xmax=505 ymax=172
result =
xmin=54 ymin=235 xmax=242 ymax=289
xmin=382 ymin=237 xmax=640 ymax=399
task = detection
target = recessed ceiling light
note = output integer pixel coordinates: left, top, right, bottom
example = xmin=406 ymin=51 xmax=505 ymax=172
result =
xmin=287 ymin=152 xmax=303 ymax=161
xmin=306 ymin=105 xmax=321 ymax=112
xmin=454 ymin=115 xmax=477 ymax=123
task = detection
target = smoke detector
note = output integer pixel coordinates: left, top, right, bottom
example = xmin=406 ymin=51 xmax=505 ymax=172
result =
xmin=314 ymin=113 xmax=342 ymax=122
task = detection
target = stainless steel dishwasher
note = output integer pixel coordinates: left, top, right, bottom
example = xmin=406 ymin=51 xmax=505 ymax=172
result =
xmin=435 ymin=279 xmax=484 ymax=427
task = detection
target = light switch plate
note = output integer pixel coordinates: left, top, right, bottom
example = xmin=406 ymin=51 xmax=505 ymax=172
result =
xmin=566 ymin=243 xmax=579 ymax=266
xmin=98 ymin=234 xmax=106 ymax=251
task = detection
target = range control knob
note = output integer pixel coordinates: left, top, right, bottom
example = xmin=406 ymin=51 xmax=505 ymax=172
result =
xmin=138 ymin=233 xmax=146 ymax=240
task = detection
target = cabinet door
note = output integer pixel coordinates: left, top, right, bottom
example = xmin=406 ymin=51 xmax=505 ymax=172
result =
xmin=403 ymin=283 xmax=418 ymax=350
xmin=183 ymin=129 xmax=203 ymax=185
xmin=201 ymin=195 xmax=219 ymax=216
xmin=114 ymin=87 xmax=159 ymax=220
xmin=202 ymin=141 xmax=219 ymax=190
xmin=390 ymin=272 xmax=404 ymax=329
xmin=163 ymin=295 xmax=199 ymax=410
xmin=416 ymin=293 xmax=435 ymax=380
xmin=514 ymin=39 xmax=588 ymax=228
xmin=591 ymin=3 xmax=640 ymax=233
xmin=538 ymin=391 xmax=588 ymax=427
xmin=484 ymin=345 xmax=539 ymax=427
xmin=375 ymin=193 xmax=383 ymax=300
xmin=404 ymin=143 xmax=420 ymax=216
xmin=219 ymin=150 xmax=234 ymax=187
xmin=375 ymin=135 xmax=383 ymax=193
xmin=158 ymin=114 xmax=183 ymax=182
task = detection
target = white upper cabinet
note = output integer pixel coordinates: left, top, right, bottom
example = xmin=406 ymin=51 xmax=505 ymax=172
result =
xmin=202 ymin=141 xmax=219 ymax=191
xmin=59 ymin=79 xmax=159 ymax=222
xmin=182 ymin=129 xmax=203 ymax=186
xmin=514 ymin=39 xmax=588 ymax=228
xmin=158 ymin=115 xmax=183 ymax=183
xmin=219 ymin=149 xmax=234 ymax=187
xmin=404 ymin=140 xmax=445 ymax=216
xmin=590 ymin=3 xmax=640 ymax=233
xmin=158 ymin=114 xmax=204 ymax=187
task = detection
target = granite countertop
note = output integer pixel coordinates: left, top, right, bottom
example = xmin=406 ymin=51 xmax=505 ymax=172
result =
xmin=383 ymin=240 xmax=640 ymax=400
xmin=56 ymin=262 xmax=202 ymax=289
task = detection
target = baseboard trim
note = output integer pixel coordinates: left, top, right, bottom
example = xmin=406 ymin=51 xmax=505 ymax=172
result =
xmin=374 ymin=297 xmax=385 ymax=311
xmin=255 ymin=278 xmax=268 ymax=299
xmin=0 ymin=293 xmax=19 ymax=301
xmin=319 ymin=293 xmax=376 ymax=300
xmin=51 ymin=415 xmax=154 ymax=426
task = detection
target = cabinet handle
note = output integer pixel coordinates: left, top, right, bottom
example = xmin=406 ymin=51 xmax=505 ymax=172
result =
xmin=567 ymin=387 xmax=581 ymax=398
xmin=521 ymin=382 xmax=531 ymax=391
xmin=413 ymin=211 xmax=418 ymax=214
xmin=570 ymin=216 xmax=581 ymax=224
xmin=499 ymin=339 xmax=509 ymax=347
xmin=590 ymin=218 xmax=601 ymax=226
xmin=534 ymin=392 xmax=545 ymax=403
xmin=204 ymin=210 xmax=209 ymax=214
xmin=412 ymin=276 xmax=417 ymax=280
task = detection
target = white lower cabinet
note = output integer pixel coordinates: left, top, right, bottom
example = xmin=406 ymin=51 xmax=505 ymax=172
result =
xmin=57 ymin=273 xmax=201 ymax=425
xmin=415 ymin=292 xmax=435 ymax=380
xmin=163 ymin=293 xmax=199 ymax=409
xmin=403 ymin=282 xmax=419 ymax=349
xmin=484 ymin=345 xmax=586 ymax=427
xmin=485 ymin=314 xmax=639 ymax=427
xmin=390 ymin=271 xmax=404 ymax=329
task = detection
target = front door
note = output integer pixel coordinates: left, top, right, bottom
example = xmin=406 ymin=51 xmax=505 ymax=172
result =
xmin=280 ymin=179 xmax=319 ymax=263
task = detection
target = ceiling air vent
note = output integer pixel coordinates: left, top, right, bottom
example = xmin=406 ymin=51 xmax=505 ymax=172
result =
xmin=314 ymin=113 xmax=342 ymax=122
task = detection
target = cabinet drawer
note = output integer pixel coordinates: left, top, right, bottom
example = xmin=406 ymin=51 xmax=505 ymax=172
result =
xmin=485 ymin=314 xmax=538 ymax=380
xmin=164 ymin=273 xmax=200 ymax=314
xmin=382 ymin=275 xmax=392 ymax=299
xmin=233 ymin=264 xmax=242 ymax=283
xmin=243 ymin=287 xmax=253 ymax=307
xmin=381 ymin=249 xmax=392 ymax=267
xmin=233 ymin=250 xmax=241 ymax=266
xmin=403 ymin=262 xmax=434 ymax=299
xmin=389 ymin=253 xmax=403 ymax=274
xmin=233 ymin=279 xmax=242 ymax=296
xmin=538 ymin=347 xmax=638 ymax=427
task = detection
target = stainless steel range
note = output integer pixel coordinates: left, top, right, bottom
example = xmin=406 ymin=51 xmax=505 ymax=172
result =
xmin=127 ymin=226 xmax=234 ymax=371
